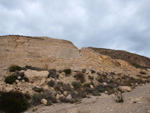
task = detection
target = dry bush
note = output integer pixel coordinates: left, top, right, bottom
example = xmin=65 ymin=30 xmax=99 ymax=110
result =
xmin=74 ymin=72 xmax=85 ymax=83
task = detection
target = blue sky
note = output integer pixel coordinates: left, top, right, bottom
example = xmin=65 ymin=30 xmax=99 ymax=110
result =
xmin=0 ymin=0 xmax=150 ymax=57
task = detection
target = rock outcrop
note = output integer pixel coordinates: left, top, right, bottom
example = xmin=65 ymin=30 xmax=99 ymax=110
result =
xmin=0 ymin=35 xmax=80 ymax=73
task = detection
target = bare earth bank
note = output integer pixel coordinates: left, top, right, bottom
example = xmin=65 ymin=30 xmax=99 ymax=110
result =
xmin=26 ymin=83 xmax=150 ymax=113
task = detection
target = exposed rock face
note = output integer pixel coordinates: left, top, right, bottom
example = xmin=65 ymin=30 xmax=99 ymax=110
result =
xmin=0 ymin=35 xmax=146 ymax=76
xmin=88 ymin=47 xmax=150 ymax=68
xmin=0 ymin=35 xmax=80 ymax=72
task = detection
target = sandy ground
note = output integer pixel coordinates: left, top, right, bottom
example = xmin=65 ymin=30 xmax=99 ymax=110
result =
xmin=26 ymin=83 xmax=150 ymax=113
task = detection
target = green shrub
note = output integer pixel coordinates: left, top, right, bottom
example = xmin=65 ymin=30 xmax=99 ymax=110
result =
xmin=74 ymin=72 xmax=85 ymax=83
xmin=88 ymin=76 xmax=94 ymax=81
xmin=140 ymin=71 xmax=147 ymax=75
xmin=9 ymin=65 xmax=22 ymax=72
xmin=92 ymin=89 xmax=101 ymax=96
xmin=54 ymin=83 xmax=63 ymax=92
xmin=5 ymin=74 xmax=18 ymax=84
xmin=5 ymin=74 xmax=29 ymax=84
xmin=91 ymin=70 xmax=95 ymax=74
xmin=62 ymin=83 xmax=72 ymax=91
xmin=23 ymin=77 xmax=29 ymax=82
xmin=115 ymin=91 xmax=124 ymax=103
xmin=0 ymin=91 xmax=30 ymax=113
xmin=48 ymin=70 xmax=59 ymax=79
xmin=47 ymin=80 xmax=55 ymax=87
xmin=82 ymin=69 xmax=86 ymax=73
xmin=63 ymin=69 xmax=71 ymax=76
xmin=97 ymin=77 xmax=104 ymax=83
xmin=72 ymin=81 xmax=82 ymax=90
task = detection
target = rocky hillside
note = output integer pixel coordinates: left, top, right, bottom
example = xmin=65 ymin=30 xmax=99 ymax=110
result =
xmin=88 ymin=47 xmax=150 ymax=68
xmin=0 ymin=35 xmax=134 ymax=74
xmin=0 ymin=35 xmax=150 ymax=113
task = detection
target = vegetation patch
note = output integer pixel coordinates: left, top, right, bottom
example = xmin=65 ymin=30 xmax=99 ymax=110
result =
xmin=5 ymin=74 xmax=18 ymax=84
xmin=63 ymin=69 xmax=72 ymax=76
xmin=74 ymin=72 xmax=85 ymax=83
xmin=72 ymin=81 xmax=82 ymax=90
xmin=0 ymin=91 xmax=30 ymax=113
xmin=31 ymin=91 xmax=57 ymax=106
xmin=9 ymin=65 xmax=22 ymax=72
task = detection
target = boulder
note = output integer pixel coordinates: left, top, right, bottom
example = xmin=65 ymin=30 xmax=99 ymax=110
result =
xmin=24 ymin=69 xmax=49 ymax=82
xmin=66 ymin=94 xmax=72 ymax=100
xmin=118 ymin=86 xmax=132 ymax=92
xmin=41 ymin=99 xmax=47 ymax=105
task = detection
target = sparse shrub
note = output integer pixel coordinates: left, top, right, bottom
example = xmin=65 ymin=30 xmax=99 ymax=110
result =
xmin=140 ymin=71 xmax=147 ymax=75
xmin=82 ymin=69 xmax=86 ymax=73
xmin=72 ymin=81 xmax=82 ymax=90
xmin=74 ymin=72 xmax=85 ymax=83
xmin=5 ymin=74 xmax=18 ymax=84
xmin=48 ymin=70 xmax=59 ymax=79
xmin=18 ymin=72 xmax=29 ymax=82
xmin=63 ymin=69 xmax=71 ymax=76
xmin=88 ymin=76 xmax=94 ymax=81
xmin=77 ymin=90 xmax=87 ymax=98
xmin=5 ymin=74 xmax=29 ymax=84
xmin=83 ymin=83 xmax=91 ymax=88
xmin=24 ymin=65 xmax=45 ymax=71
xmin=96 ymin=84 xmax=105 ymax=93
xmin=115 ymin=91 xmax=124 ymax=103
xmin=9 ymin=65 xmax=22 ymax=72
xmin=97 ymin=77 xmax=104 ymax=83
xmin=91 ymin=70 xmax=95 ymax=74
xmin=92 ymin=89 xmax=101 ymax=96
xmin=0 ymin=91 xmax=30 ymax=113
xmin=62 ymin=83 xmax=72 ymax=92
xmin=84 ymin=87 xmax=94 ymax=94
xmin=49 ymin=69 xmax=57 ymax=73
xmin=54 ymin=83 xmax=63 ymax=92
xmin=32 ymin=87 xmax=44 ymax=93
xmin=104 ymin=85 xmax=115 ymax=95
xmin=70 ymin=91 xmax=79 ymax=99
xmin=31 ymin=91 xmax=57 ymax=106
xmin=25 ymin=65 xmax=32 ymax=69
xmin=109 ymin=72 xmax=115 ymax=75
xmin=59 ymin=97 xmax=70 ymax=103
xmin=47 ymin=80 xmax=55 ymax=87
xmin=23 ymin=77 xmax=29 ymax=82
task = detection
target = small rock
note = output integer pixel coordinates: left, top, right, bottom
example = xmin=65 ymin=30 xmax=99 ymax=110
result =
xmin=40 ymin=78 xmax=46 ymax=85
xmin=118 ymin=86 xmax=132 ymax=92
xmin=56 ymin=94 xmax=63 ymax=100
xmin=64 ymin=91 xmax=68 ymax=96
xmin=43 ymin=85 xmax=49 ymax=90
xmin=66 ymin=94 xmax=72 ymax=100
xmin=15 ymin=80 xmax=19 ymax=83
xmin=90 ymin=85 xmax=94 ymax=88
xmin=18 ymin=76 xmax=21 ymax=79
xmin=103 ymin=82 xmax=107 ymax=86
xmin=41 ymin=99 xmax=47 ymax=105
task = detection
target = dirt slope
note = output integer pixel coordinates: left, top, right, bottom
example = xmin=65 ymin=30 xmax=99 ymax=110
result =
xmin=88 ymin=47 xmax=150 ymax=68
xmin=26 ymin=83 xmax=150 ymax=113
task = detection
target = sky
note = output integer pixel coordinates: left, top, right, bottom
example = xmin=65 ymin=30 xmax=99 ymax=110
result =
xmin=0 ymin=0 xmax=150 ymax=57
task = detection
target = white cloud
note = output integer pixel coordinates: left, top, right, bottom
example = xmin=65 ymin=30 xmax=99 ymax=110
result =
xmin=0 ymin=0 xmax=150 ymax=57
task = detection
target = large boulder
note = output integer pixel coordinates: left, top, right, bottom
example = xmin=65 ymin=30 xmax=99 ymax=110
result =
xmin=24 ymin=69 xmax=49 ymax=82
